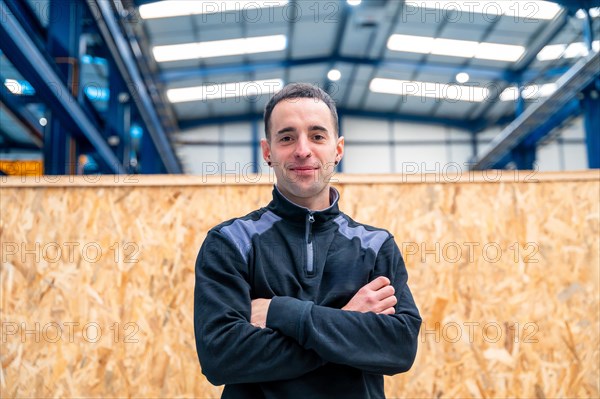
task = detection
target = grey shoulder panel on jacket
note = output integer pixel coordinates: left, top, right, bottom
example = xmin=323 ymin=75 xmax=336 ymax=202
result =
xmin=219 ymin=210 xmax=281 ymax=263
xmin=334 ymin=215 xmax=390 ymax=256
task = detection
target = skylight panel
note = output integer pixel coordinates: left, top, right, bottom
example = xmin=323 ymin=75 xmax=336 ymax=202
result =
xmin=387 ymin=34 xmax=525 ymax=62
xmin=167 ymin=79 xmax=284 ymax=103
xmin=475 ymin=42 xmax=525 ymax=62
xmin=499 ymin=83 xmax=557 ymax=101
xmin=369 ymin=78 xmax=489 ymax=102
xmin=140 ymin=0 xmax=289 ymax=19
xmin=408 ymin=1 xmax=562 ymax=20
xmin=153 ymin=35 xmax=287 ymax=62
xmin=537 ymin=41 xmax=600 ymax=61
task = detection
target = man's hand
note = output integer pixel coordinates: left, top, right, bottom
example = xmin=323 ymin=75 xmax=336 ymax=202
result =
xmin=251 ymin=298 xmax=272 ymax=328
xmin=342 ymin=276 xmax=397 ymax=315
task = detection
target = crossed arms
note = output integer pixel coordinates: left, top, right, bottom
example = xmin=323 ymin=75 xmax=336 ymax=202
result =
xmin=194 ymin=230 xmax=421 ymax=386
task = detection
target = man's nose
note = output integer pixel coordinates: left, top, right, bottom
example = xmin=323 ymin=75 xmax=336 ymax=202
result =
xmin=294 ymin=135 xmax=312 ymax=158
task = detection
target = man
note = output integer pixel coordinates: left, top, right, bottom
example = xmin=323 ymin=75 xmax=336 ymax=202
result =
xmin=194 ymin=83 xmax=421 ymax=398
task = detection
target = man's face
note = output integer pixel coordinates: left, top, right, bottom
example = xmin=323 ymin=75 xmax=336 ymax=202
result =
xmin=261 ymin=97 xmax=344 ymax=208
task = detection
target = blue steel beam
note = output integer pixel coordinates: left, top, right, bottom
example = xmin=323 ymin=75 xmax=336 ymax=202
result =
xmin=45 ymin=0 xmax=82 ymax=175
xmin=471 ymin=52 xmax=600 ymax=170
xmin=582 ymin=85 xmax=600 ymax=168
xmin=160 ymin=56 xmax=524 ymax=84
xmin=490 ymin=98 xmax=581 ymax=169
xmin=0 ymin=1 xmax=125 ymax=173
xmin=470 ymin=9 xmax=571 ymax=126
xmin=177 ymin=107 xmax=473 ymax=131
xmin=86 ymin=0 xmax=182 ymax=173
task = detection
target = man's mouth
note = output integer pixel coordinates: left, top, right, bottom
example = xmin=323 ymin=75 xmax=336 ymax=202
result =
xmin=288 ymin=165 xmax=320 ymax=175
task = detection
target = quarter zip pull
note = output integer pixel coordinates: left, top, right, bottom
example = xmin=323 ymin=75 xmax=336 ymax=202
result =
xmin=306 ymin=212 xmax=315 ymax=274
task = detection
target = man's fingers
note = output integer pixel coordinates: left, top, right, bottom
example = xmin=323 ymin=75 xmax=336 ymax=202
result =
xmin=366 ymin=276 xmax=390 ymax=291
xmin=378 ymin=307 xmax=396 ymax=315
xmin=374 ymin=285 xmax=395 ymax=300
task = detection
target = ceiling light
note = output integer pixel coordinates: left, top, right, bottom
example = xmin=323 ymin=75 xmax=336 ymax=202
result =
xmin=39 ymin=117 xmax=47 ymax=127
xmin=370 ymin=78 xmax=489 ymax=102
xmin=167 ymin=79 xmax=284 ymax=103
xmin=456 ymin=72 xmax=469 ymax=83
xmin=140 ymin=0 xmax=289 ymax=19
xmin=500 ymin=83 xmax=557 ymax=101
xmin=433 ymin=38 xmax=478 ymax=58
xmin=387 ymin=34 xmax=525 ymax=62
xmin=347 ymin=0 xmax=362 ymax=6
xmin=153 ymin=35 xmax=287 ymax=62
xmin=387 ymin=34 xmax=433 ymax=54
xmin=537 ymin=40 xmax=600 ymax=61
xmin=4 ymin=79 xmax=22 ymax=95
xmin=327 ymin=69 xmax=341 ymax=81
xmin=563 ymin=42 xmax=589 ymax=58
xmin=475 ymin=42 xmax=525 ymax=62
xmin=409 ymin=1 xmax=561 ymax=20
xmin=537 ymin=44 xmax=567 ymax=61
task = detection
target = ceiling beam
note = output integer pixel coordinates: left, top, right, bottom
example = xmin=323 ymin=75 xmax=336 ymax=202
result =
xmin=471 ymin=51 xmax=599 ymax=170
xmin=159 ymin=55 xmax=529 ymax=84
xmin=0 ymin=1 xmax=125 ymax=173
xmin=177 ymin=108 xmax=474 ymax=131
xmin=86 ymin=0 xmax=183 ymax=173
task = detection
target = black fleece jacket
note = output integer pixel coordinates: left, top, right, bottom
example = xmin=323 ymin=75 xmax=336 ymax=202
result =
xmin=194 ymin=186 xmax=421 ymax=399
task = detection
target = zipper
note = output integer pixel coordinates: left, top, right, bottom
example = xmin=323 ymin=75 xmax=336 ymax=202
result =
xmin=305 ymin=212 xmax=315 ymax=274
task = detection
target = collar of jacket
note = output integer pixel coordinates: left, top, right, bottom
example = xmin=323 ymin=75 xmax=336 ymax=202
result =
xmin=267 ymin=185 xmax=341 ymax=225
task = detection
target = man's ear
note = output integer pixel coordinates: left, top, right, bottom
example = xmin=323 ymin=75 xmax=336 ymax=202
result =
xmin=261 ymin=139 xmax=271 ymax=164
xmin=336 ymin=135 xmax=345 ymax=162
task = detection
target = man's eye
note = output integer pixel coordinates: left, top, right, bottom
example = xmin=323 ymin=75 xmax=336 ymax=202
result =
xmin=280 ymin=136 xmax=292 ymax=142
xmin=314 ymin=135 xmax=325 ymax=140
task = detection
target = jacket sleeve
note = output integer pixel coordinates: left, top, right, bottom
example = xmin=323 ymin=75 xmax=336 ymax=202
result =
xmin=266 ymin=236 xmax=421 ymax=375
xmin=194 ymin=229 xmax=325 ymax=386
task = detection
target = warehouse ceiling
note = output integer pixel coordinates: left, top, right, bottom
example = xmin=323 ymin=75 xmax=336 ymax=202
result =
xmin=132 ymin=0 xmax=599 ymax=130
xmin=1 ymin=0 xmax=599 ymax=169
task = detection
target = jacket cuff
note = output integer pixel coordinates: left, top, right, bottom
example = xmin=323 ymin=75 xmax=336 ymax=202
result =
xmin=267 ymin=296 xmax=312 ymax=344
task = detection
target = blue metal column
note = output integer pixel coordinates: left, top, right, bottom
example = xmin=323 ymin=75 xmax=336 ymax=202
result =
xmin=139 ymin=127 xmax=164 ymax=174
xmin=45 ymin=0 xmax=82 ymax=174
xmin=582 ymin=85 xmax=600 ymax=168
xmin=509 ymin=82 xmax=535 ymax=169
xmin=106 ymin=57 xmax=132 ymax=171
xmin=0 ymin=0 xmax=125 ymax=173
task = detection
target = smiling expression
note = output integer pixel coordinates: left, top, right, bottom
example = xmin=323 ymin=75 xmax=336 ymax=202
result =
xmin=262 ymin=97 xmax=344 ymax=210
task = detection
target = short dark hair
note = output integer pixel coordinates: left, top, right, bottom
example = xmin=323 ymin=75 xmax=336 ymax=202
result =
xmin=263 ymin=83 xmax=338 ymax=141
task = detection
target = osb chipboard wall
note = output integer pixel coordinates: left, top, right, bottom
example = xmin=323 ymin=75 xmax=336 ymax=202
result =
xmin=1 ymin=171 xmax=598 ymax=398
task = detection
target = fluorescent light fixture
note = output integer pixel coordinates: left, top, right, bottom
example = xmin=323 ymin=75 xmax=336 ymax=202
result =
xmin=370 ymin=78 xmax=489 ymax=102
xmin=167 ymin=79 xmax=284 ymax=103
xmin=456 ymin=72 xmax=469 ymax=83
xmin=387 ymin=34 xmax=525 ymax=62
xmin=499 ymin=83 xmax=557 ymax=101
xmin=408 ymin=1 xmax=562 ymax=20
xmin=563 ymin=42 xmax=589 ymax=59
xmin=576 ymin=7 xmax=600 ymax=19
xmin=475 ymin=42 xmax=525 ymax=62
xmin=3 ymin=78 xmax=35 ymax=95
xmin=432 ymin=38 xmax=478 ymax=58
xmin=387 ymin=34 xmax=433 ymax=54
xmin=347 ymin=0 xmax=362 ymax=6
xmin=537 ymin=40 xmax=600 ymax=61
xmin=537 ymin=44 xmax=567 ymax=61
xmin=327 ymin=69 xmax=341 ymax=81
xmin=153 ymin=34 xmax=287 ymax=62
xmin=140 ymin=0 xmax=289 ymax=19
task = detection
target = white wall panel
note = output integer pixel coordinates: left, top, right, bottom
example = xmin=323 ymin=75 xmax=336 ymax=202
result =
xmin=343 ymin=145 xmax=392 ymax=173
xmin=342 ymin=117 xmax=389 ymax=142
xmin=536 ymin=142 xmax=562 ymax=171
xmin=563 ymin=143 xmax=588 ymax=170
